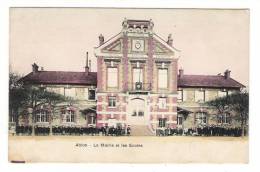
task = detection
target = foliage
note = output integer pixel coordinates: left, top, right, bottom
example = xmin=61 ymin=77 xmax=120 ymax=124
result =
xmin=9 ymin=72 xmax=67 ymax=125
xmin=207 ymin=91 xmax=249 ymax=136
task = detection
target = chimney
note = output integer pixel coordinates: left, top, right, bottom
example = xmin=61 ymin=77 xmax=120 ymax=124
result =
xmin=224 ymin=69 xmax=231 ymax=79
xmin=85 ymin=52 xmax=89 ymax=75
xmin=179 ymin=68 xmax=184 ymax=78
xmin=99 ymin=34 xmax=104 ymax=46
xmin=32 ymin=63 xmax=39 ymax=73
xmin=167 ymin=34 xmax=173 ymax=46
xmin=89 ymin=60 xmax=91 ymax=72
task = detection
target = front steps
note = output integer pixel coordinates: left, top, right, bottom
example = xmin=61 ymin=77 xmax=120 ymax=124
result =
xmin=130 ymin=125 xmax=154 ymax=136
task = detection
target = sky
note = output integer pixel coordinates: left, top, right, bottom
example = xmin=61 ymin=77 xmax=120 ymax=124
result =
xmin=9 ymin=8 xmax=249 ymax=86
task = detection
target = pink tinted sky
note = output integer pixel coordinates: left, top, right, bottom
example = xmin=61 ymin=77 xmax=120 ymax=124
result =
xmin=10 ymin=8 xmax=249 ymax=86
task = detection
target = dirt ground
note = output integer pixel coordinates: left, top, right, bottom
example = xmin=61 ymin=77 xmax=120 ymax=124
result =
xmin=8 ymin=136 xmax=248 ymax=163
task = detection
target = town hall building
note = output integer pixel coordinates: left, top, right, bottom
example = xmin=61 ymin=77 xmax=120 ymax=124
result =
xmin=13 ymin=19 xmax=245 ymax=136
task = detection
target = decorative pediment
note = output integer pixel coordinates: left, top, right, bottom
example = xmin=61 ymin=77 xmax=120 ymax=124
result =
xmin=101 ymin=39 xmax=122 ymax=53
xmin=154 ymin=39 xmax=174 ymax=55
xmin=94 ymin=31 xmax=180 ymax=59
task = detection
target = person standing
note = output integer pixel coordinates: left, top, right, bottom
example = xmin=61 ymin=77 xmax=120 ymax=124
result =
xmin=127 ymin=125 xmax=131 ymax=136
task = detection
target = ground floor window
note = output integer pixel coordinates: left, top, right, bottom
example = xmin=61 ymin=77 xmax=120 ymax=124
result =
xmin=64 ymin=110 xmax=75 ymax=123
xmin=177 ymin=115 xmax=183 ymax=125
xmin=36 ymin=110 xmax=49 ymax=122
xmin=132 ymin=110 xmax=144 ymax=116
xmin=158 ymin=118 xmax=167 ymax=127
xmin=217 ymin=113 xmax=231 ymax=124
xmin=196 ymin=112 xmax=207 ymax=125
xmin=108 ymin=96 xmax=116 ymax=107
xmin=87 ymin=115 xmax=96 ymax=124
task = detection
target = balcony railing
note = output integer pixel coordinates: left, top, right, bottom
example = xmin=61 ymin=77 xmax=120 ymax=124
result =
xmin=127 ymin=82 xmax=152 ymax=92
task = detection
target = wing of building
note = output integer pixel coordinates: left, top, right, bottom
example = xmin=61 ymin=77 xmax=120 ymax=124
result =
xmin=16 ymin=19 xmax=245 ymax=136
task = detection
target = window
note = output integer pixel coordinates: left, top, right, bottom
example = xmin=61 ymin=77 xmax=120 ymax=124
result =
xmin=88 ymin=89 xmax=96 ymax=100
xmin=177 ymin=90 xmax=183 ymax=102
xmin=64 ymin=87 xmax=76 ymax=97
xmin=217 ymin=113 xmax=231 ymax=124
xmin=158 ymin=118 xmax=167 ymax=128
xmin=133 ymin=68 xmax=143 ymax=84
xmin=195 ymin=90 xmax=205 ymax=102
xmin=158 ymin=97 xmax=167 ymax=109
xmin=218 ymin=90 xmax=228 ymax=98
xmin=177 ymin=115 xmax=183 ymax=125
xmin=36 ymin=110 xmax=49 ymax=123
xmin=107 ymin=67 xmax=118 ymax=88
xmin=217 ymin=115 xmax=223 ymax=124
xmin=196 ymin=112 xmax=207 ymax=125
xmin=158 ymin=69 xmax=168 ymax=89
xmin=108 ymin=96 xmax=116 ymax=107
xmin=65 ymin=110 xmax=75 ymax=123
xmin=138 ymin=111 xmax=144 ymax=116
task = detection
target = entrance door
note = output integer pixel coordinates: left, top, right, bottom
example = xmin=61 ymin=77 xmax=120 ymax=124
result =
xmin=128 ymin=98 xmax=146 ymax=125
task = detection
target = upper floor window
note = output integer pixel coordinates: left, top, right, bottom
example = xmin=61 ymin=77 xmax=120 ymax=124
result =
xmin=88 ymin=89 xmax=96 ymax=100
xmin=177 ymin=90 xmax=183 ymax=102
xmin=196 ymin=112 xmax=207 ymax=125
xmin=133 ymin=68 xmax=143 ymax=84
xmin=218 ymin=90 xmax=228 ymax=98
xmin=36 ymin=110 xmax=49 ymax=123
xmin=107 ymin=67 xmax=118 ymax=88
xmin=158 ymin=69 xmax=168 ymax=89
xmin=108 ymin=96 xmax=116 ymax=107
xmin=158 ymin=97 xmax=167 ymax=109
xmin=195 ymin=90 xmax=205 ymax=102
xmin=64 ymin=87 xmax=76 ymax=97
xmin=217 ymin=113 xmax=231 ymax=124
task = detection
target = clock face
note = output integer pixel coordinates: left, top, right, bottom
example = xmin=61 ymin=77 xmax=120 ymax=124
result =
xmin=135 ymin=42 xmax=141 ymax=49
xmin=132 ymin=39 xmax=144 ymax=52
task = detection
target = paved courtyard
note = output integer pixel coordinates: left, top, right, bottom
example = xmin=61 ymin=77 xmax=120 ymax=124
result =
xmin=9 ymin=136 xmax=248 ymax=163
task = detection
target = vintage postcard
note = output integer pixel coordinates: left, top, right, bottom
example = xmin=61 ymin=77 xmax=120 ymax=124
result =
xmin=8 ymin=8 xmax=249 ymax=163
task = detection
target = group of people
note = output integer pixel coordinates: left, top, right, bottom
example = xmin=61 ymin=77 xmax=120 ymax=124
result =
xmin=52 ymin=125 xmax=131 ymax=136
xmin=15 ymin=125 xmax=244 ymax=137
xmin=15 ymin=125 xmax=131 ymax=136
xmin=156 ymin=126 xmax=244 ymax=137
xmin=15 ymin=125 xmax=32 ymax=135
xmin=195 ymin=126 xmax=243 ymax=137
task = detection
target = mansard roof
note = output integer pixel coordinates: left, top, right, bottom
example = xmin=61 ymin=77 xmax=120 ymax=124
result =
xmin=177 ymin=75 xmax=245 ymax=89
xmin=21 ymin=71 xmax=97 ymax=86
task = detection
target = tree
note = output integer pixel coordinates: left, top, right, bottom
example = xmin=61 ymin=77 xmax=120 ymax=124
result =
xmin=25 ymin=86 xmax=67 ymax=135
xmin=9 ymin=72 xmax=67 ymax=134
xmin=9 ymin=73 xmax=29 ymax=126
xmin=228 ymin=92 xmax=249 ymax=136
xmin=207 ymin=91 xmax=249 ymax=136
